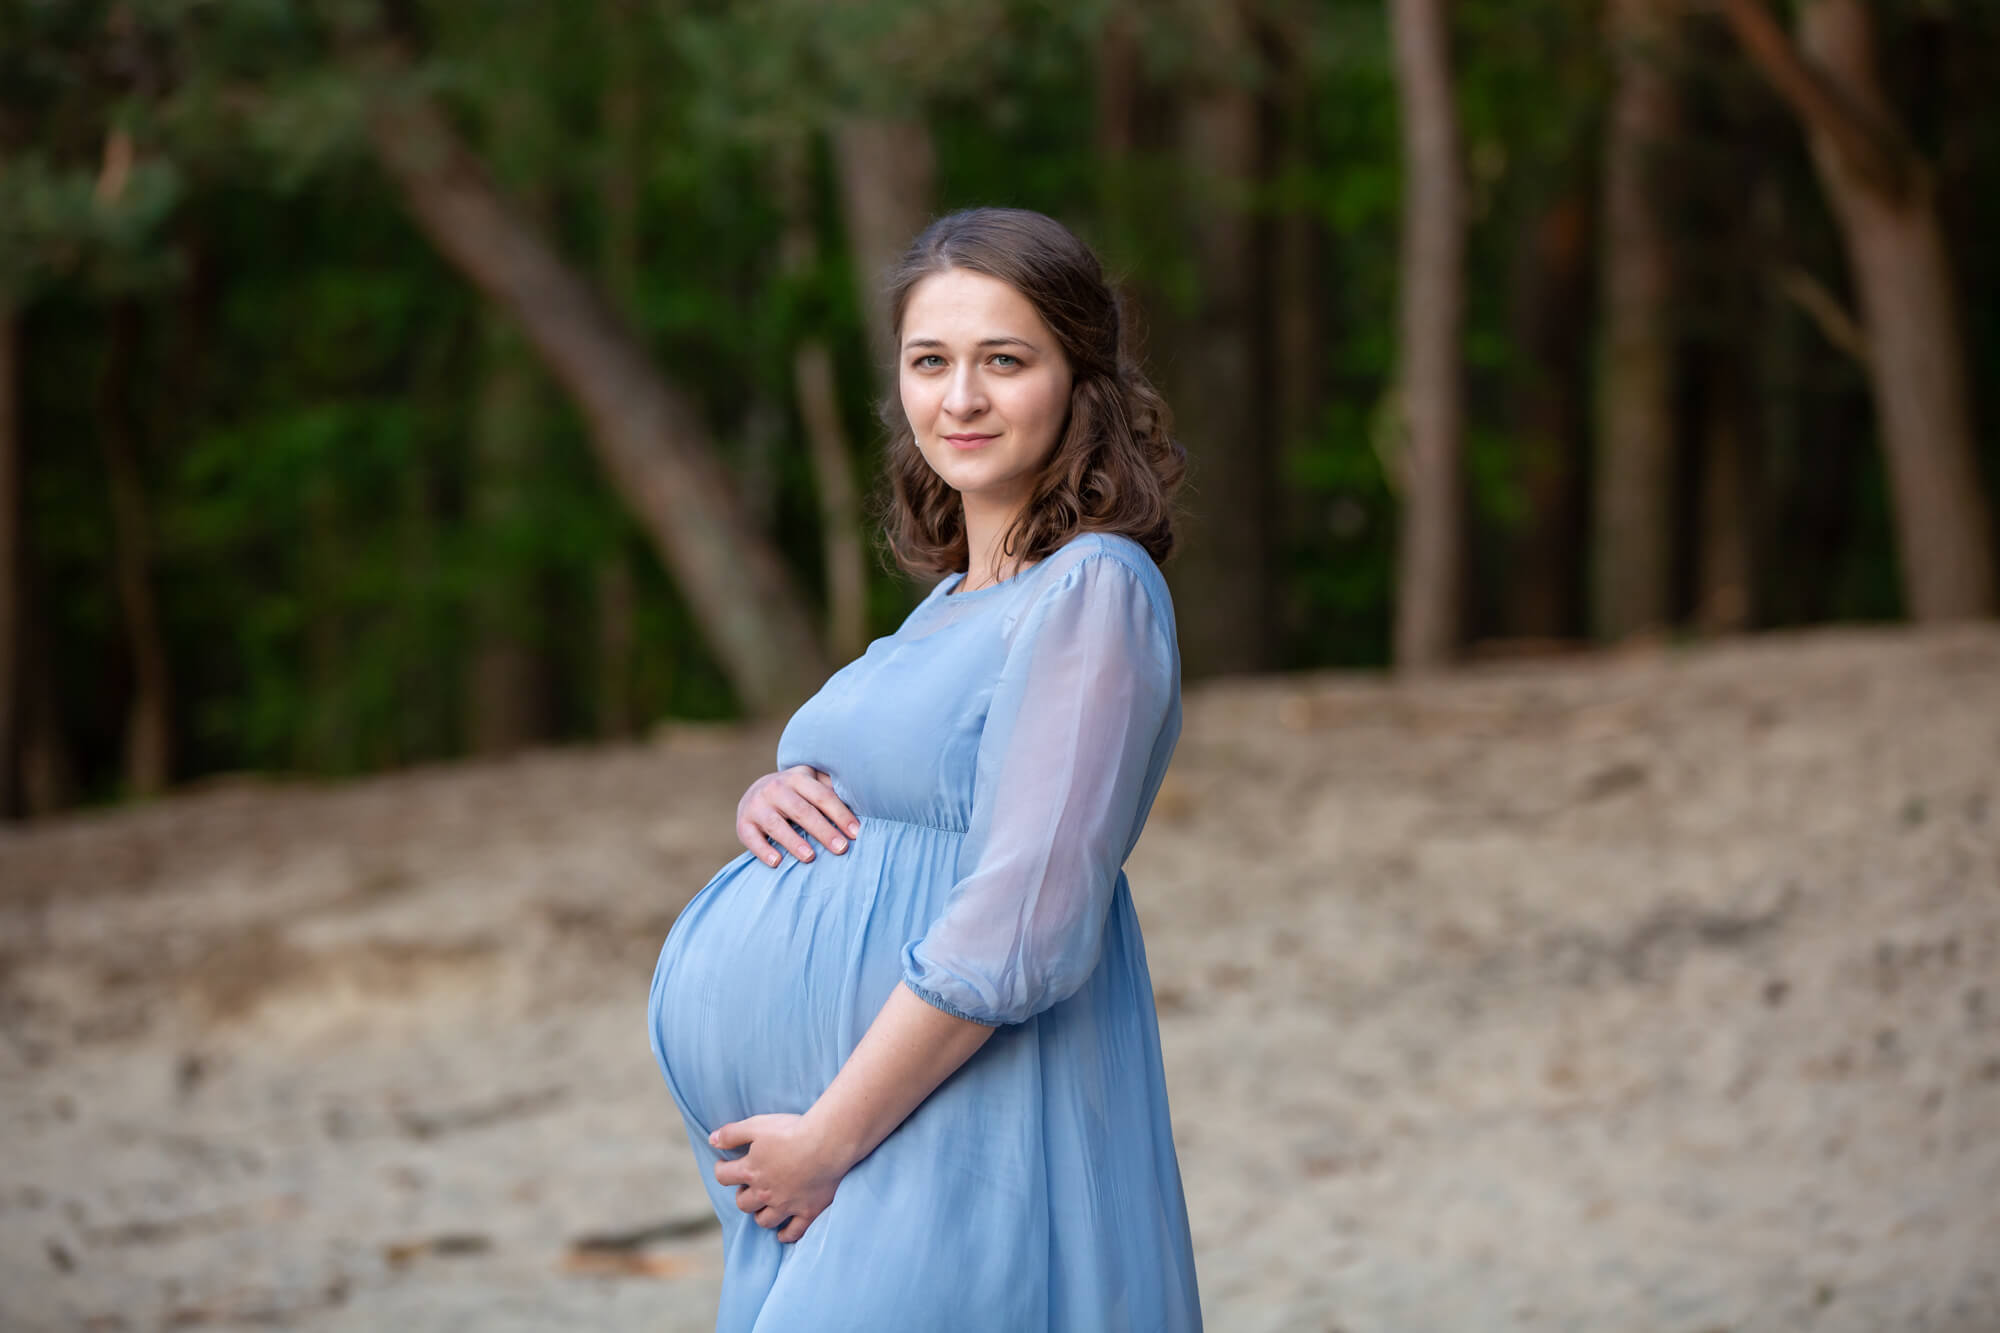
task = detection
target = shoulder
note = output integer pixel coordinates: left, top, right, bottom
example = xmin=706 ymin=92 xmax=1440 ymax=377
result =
xmin=1033 ymin=531 xmax=1169 ymax=596
xmin=1017 ymin=532 xmax=1178 ymax=657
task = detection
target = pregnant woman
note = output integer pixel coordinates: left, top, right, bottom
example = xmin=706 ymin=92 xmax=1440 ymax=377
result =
xmin=646 ymin=206 xmax=1202 ymax=1331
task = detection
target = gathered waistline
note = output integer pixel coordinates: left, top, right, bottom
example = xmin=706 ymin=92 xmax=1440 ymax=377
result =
xmin=857 ymin=811 xmax=967 ymax=836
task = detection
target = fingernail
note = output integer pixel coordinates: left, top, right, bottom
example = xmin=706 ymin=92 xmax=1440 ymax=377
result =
xmin=801 ymin=850 xmax=813 ymax=860
xmin=848 ymin=823 xmax=860 ymax=838
xmin=830 ymin=838 xmax=846 ymax=852
xmin=708 ymin=1131 xmax=719 ymax=1145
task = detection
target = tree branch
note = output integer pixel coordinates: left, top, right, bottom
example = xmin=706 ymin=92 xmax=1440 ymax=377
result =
xmin=1717 ymin=0 xmax=1915 ymax=202
xmin=1773 ymin=263 xmax=1869 ymax=367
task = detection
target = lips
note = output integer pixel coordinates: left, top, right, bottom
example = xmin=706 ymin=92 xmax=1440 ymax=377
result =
xmin=944 ymin=433 xmax=998 ymax=449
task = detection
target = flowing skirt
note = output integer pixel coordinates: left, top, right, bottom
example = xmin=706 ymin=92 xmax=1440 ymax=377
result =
xmin=647 ymin=813 xmax=1202 ymax=1332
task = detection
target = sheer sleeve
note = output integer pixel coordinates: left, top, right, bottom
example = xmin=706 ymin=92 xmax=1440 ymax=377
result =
xmin=901 ymin=552 xmax=1179 ymax=1027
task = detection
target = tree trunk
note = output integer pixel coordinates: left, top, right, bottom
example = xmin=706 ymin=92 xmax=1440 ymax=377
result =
xmin=1504 ymin=189 xmax=1592 ymax=641
xmin=98 ymin=301 xmax=172 ymax=795
xmin=1748 ymin=175 xmax=1811 ymax=628
xmin=1696 ymin=354 xmax=1756 ymax=633
xmin=9 ymin=320 xmax=73 ymax=814
xmin=0 ymin=310 xmax=19 ymax=818
xmin=466 ymin=320 xmax=550 ymax=755
xmin=1095 ymin=9 xmax=1142 ymax=162
xmin=396 ymin=451 xmax=445 ymax=762
xmin=1266 ymin=13 xmax=1325 ymax=654
xmin=793 ymin=344 xmax=868 ymax=657
xmin=831 ymin=118 xmax=937 ymax=390
xmin=777 ymin=140 xmax=869 ymax=663
xmin=1688 ymin=76 xmax=1769 ymax=639
xmin=595 ymin=554 xmax=636 ymax=737
xmin=594 ymin=0 xmax=642 ymax=739
xmin=1152 ymin=2 xmax=1276 ymax=677
xmin=301 ymin=475 xmax=343 ymax=771
xmin=1594 ymin=0 xmax=1681 ymax=642
xmin=358 ymin=68 xmax=828 ymax=715
xmin=1092 ymin=5 xmax=1153 ymax=253
xmin=1796 ymin=0 xmax=1994 ymax=619
xmin=1723 ymin=0 xmax=1996 ymax=619
xmin=1389 ymin=0 xmax=1466 ymax=671
xmin=466 ymin=75 xmax=556 ymax=758
xmin=18 ymin=583 xmax=74 ymax=816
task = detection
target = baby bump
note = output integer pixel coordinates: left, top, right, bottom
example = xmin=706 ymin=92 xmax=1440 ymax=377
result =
xmin=647 ymin=816 xmax=964 ymax=1136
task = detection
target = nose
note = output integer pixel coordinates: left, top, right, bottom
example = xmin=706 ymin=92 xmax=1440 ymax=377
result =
xmin=941 ymin=363 xmax=987 ymax=421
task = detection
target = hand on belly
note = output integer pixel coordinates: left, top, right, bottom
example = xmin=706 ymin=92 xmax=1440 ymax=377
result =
xmin=736 ymin=765 xmax=861 ymax=868
xmin=710 ymin=1113 xmax=850 ymax=1244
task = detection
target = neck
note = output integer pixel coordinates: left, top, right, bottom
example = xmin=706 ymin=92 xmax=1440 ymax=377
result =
xmin=960 ymin=493 xmax=1029 ymax=590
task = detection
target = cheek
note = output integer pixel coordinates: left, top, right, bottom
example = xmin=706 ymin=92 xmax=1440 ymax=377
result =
xmin=899 ymin=374 xmax=932 ymax=427
xmin=1020 ymin=378 xmax=1071 ymax=441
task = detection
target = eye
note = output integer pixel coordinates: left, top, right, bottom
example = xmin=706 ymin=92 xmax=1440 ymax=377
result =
xmin=990 ymin=353 xmax=1021 ymax=368
xmin=912 ymin=353 xmax=946 ymax=370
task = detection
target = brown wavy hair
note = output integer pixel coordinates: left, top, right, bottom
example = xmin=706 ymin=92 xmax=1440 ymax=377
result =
xmin=869 ymin=207 xmax=1185 ymax=579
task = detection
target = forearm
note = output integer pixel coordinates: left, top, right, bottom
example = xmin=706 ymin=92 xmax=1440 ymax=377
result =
xmin=801 ymin=981 xmax=995 ymax=1171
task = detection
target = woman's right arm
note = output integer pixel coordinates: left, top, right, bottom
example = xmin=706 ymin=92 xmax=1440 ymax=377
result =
xmin=737 ymin=765 xmax=861 ymax=866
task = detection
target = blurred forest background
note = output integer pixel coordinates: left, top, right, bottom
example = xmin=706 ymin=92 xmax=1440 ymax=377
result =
xmin=5 ymin=5 xmax=1999 ymax=1328
xmin=4 ymin=0 xmax=1998 ymax=817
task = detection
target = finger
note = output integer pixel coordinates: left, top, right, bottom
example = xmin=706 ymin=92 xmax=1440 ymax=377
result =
xmin=749 ymin=803 xmax=818 ymax=863
xmin=736 ymin=817 xmax=783 ymax=868
xmin=711 ymin=1115 xmax=780 ymax=1149
xmin=735 ymin=1186 xmax=760 ymax=1215
xmin=798 ymin=770 xmax=861 ymax=842
xmin=754 ymin=1206 xmax=787 ymax=1230
xmin=771 ymin=786 xmax=847 ymax=855
xmin=778 ymin=1213 xmax=811 ymax=1243
xmin=714 ymin=1158 xmax=751 ymax=1188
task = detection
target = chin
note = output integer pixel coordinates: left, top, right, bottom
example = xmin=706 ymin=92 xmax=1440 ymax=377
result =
xmin=928 ymin=461 xmax=994 ymax=490
xmin=946 ymin=471 xmax=1020 ymax=499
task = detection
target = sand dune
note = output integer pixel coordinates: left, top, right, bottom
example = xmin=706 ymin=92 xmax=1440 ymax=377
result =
xmin=3 ymin=624 xmax=1996 ymax=1331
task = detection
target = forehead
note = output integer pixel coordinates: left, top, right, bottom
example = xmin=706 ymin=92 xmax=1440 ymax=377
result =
xmin=900 ymin=268 xmax=1052 ymax=343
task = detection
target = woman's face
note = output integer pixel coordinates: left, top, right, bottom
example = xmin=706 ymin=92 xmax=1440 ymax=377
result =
xmin=898 ymin=267 xmax=1074 ymax=519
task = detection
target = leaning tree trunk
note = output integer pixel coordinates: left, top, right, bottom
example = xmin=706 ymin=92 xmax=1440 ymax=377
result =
xmin=1594 ymin=0 xmax=1681 ymax=643
xmin=1723 ymin=0 xmax=1996 ymax=619
xmin=1389 ymin=0 xmax=1467 ymax=671
xmin=357 ymin=66 xmax=829 ymax=714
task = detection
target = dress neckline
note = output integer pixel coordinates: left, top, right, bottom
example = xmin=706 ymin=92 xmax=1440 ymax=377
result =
xmin=939 ymin=562 xmax=1038 ymax=602
xmin=930 ymin=531 xmax=1131 ymax=606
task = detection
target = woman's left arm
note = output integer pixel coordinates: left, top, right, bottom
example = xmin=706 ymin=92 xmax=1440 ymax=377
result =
xmin=711 ymin=553 xmax=1179 ymax=1242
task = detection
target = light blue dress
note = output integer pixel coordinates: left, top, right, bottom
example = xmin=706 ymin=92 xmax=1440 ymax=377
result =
xmin=647 ymin=530 xmax=1202 ymax=1332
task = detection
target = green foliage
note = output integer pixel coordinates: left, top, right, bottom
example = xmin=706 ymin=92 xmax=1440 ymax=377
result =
xmin=10 ymin=0 xmax=1990 ymax=806
xmin=0 ymin=155 xmax=185 ymax=302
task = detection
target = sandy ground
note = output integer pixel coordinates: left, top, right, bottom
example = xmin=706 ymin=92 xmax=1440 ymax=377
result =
xmin=2 ymin=623 xmax=1997 ymax=1332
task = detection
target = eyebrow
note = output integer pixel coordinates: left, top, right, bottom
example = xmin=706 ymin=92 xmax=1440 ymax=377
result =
xmin=902 ymin=336 xmax=1040 ymax=353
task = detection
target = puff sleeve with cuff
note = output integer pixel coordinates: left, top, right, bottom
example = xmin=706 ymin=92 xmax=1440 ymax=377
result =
xmin=900 ymin=552 xmax=1178 ymax=1027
